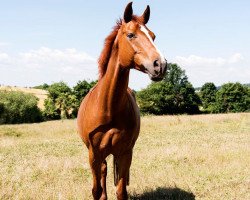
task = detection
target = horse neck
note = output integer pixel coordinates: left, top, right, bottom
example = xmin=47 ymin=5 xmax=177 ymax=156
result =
xmin=99 ymin=49 xmax=130 ymax=114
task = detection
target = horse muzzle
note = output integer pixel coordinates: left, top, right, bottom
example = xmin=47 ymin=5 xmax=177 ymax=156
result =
xmin=146 ymin=59 xmax=167 ymax=81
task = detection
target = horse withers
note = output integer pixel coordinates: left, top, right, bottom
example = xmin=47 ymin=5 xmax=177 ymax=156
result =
xmin=77 ymin=2 xmax=167 ymax=199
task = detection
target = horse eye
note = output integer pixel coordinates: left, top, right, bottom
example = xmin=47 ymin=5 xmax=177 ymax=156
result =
xmin=127 ymin=33 xmax=135 ymax=39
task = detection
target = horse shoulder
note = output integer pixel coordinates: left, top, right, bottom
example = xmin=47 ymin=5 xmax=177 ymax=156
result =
xmin=77 ymin=85 xmax=99 ymax=145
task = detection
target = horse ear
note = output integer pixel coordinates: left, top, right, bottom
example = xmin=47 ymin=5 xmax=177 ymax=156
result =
xmin=124 ymin=2 xmax=133 ymax=23
xmin=141 ymin=5 xmax=150 ymax=24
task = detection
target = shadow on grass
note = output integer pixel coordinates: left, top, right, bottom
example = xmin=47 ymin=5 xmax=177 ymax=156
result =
xmin=130 ymin=187 xmax=195 ymax=200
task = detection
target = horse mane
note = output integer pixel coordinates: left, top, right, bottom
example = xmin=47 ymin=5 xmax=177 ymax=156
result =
xmin=98 ymin=19 xmax=122 ymax=79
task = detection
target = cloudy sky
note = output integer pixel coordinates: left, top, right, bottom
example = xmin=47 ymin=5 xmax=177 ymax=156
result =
xmin=0 ymin=0 xmax=249 ymax=90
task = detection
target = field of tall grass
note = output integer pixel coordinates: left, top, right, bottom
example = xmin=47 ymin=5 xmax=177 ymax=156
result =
xmin=0 ymin=113 xmax=249 ymax=199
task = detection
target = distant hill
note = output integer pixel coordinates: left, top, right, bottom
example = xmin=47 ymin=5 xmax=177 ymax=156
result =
xmin=0 ymin=85 xmax=48 ymax=110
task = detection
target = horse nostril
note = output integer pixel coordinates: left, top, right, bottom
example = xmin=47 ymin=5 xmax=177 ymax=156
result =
xmin=153 ymin=59 xmax=159 ymax=67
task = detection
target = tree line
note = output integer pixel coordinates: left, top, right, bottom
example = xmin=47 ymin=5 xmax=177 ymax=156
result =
xmin=42 ymin=80 xmax=96 ymax=120
xmin=0 ymin=63 xmax=249 ymax=124
xmin=137 ymin=63 xmax=250 ymax=115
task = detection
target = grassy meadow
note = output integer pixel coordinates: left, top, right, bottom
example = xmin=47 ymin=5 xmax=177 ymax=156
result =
xmin=0 ymin=113 xmax=249 ymax=200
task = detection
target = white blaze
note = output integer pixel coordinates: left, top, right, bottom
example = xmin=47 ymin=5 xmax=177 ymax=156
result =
xmin=140 ymin=25 xmax=165 ymax=62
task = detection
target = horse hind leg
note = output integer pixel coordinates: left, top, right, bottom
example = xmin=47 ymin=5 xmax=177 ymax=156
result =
xmin=114 ymin=151 xmax=132 ymax=200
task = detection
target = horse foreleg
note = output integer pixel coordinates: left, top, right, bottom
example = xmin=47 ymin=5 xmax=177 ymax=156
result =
xmin=115 ymin=150 xmax=132 ymax=200
xmin=89 ymin=150 xmax=102 ymax=200
xmin=100 ymin=160 xmax=108 ymax=200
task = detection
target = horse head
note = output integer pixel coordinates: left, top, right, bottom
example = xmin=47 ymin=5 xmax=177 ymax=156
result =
xmin=117 ymin=2 xmax=167 ymax=81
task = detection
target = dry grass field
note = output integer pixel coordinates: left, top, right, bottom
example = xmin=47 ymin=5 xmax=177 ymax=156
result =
xmin=0 ymin=113 xmax=249 ymax=200
xmin=0 ymin=86 xmax=48 ymax=110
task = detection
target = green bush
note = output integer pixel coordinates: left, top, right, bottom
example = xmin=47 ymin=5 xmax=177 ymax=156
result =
xmin=213 ymin=82 xmax=250 ymax=113
xmin=137 ymin=81 xmax=173 ymax=114
xmin=200 ymin=82 xmax=217 ymax=113
xmin=43 ymin=82 xmax=72 ymax=120
xmin=33 ymin=83 xmax=49 ymax=90
xmin=0 ymin=102 xmax=4 ymax=115
xmin=0 ymin=90 xmax=43 ymax=124
xmin=47 ymin=82 xmax=72 ymax=100
xmin=43 ymin=97 xmax=61 ymax=120
xmin=137 ymin=63 xmax=201 ymax=115
xmin=43 ymin=81 xmax=82 ymax=120
xmin=73 ymin=80 xmax=97 ymax=108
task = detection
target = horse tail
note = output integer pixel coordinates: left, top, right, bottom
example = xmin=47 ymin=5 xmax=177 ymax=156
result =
xmin=113 ymin=157 xmax=119 ymax=186
xmin=113 ymin=156 xmax=130 ymax=186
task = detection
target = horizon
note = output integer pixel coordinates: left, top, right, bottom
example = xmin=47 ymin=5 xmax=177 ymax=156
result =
xmin=0 ymin=0 xmax=250 ymax=90
xmin=1 ymin=79 xmax=249 ymax=92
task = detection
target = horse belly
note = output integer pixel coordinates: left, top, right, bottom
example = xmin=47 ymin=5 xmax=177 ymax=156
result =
xmin=111 ymin=112 xmax=140 ymax=154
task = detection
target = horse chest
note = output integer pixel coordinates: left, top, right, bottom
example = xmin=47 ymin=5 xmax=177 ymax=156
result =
xmin=79 ymin=87 xmax=140 ymax=154
xmin=97 ymin=126 xmax=139 ymax=157
xmin=88 ymin=108 xmax=140 ymax=155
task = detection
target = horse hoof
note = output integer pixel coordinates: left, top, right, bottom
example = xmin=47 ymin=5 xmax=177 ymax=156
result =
xmin=100 ymin=195 xmax=107 ymax=200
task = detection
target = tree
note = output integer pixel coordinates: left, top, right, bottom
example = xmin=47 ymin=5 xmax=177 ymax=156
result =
xmin=47 ymin=82 xmax=72 ymax=100
xmin=55 ymin=92 xmax=78 ymax=119
xmin=214 ymin=82 xmax=250 ymax=113
xmin=200 ymin=82 xmax=217 ymax=112
xmin=178 ymin=82 xmax=201 ymax=114
xmin=33 ymin=83 xmax=50 ymax=90
xmin=0 ymin=90 xmax=42 ymax=124
xmin=43 ymin=82 xmax=75 ymax=120
xmin=164 ymin=63 xmax=188 ymax=85
xmin=0 ymin=102 xmax=5 ymax=120
xmin=137 ymin=81 xmax=174 ymax=114
xmin=42 ymin=81 xmax=94 ymax=120
xmin=72 ymin=80 xmax=97 ymax=115
xmin=73 ymin=80 xmax=97 ymax=105
xmin=43 ymin=98 xmax=60 ymax=120
xmin=137 ymin=63 xmax=201 ymax=114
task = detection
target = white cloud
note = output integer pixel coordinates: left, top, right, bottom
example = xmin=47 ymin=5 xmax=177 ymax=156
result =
xmin=0 ymin=53 xmax=11 ymax=67
xmin=174 ymin=53 xmax=244 ymax=68
xmin=0 ymin=47 xmax=149 ymax=90
xmin=0 ymin=53 xmax=9 ymax=61
xmin=1 ymin=48 xmax=249 ymax=90
xmin=228 ymin=53 xmax=244 ymax=63
xmin=19 ymin=47 xmax=95 ymax=66
xmin=0 ymin=47 xmax=98 ymax=87
xmin=172 ymin=53 xmax=250 ymax=87
xmin=0 ymin=42 xmax=10 ymax=47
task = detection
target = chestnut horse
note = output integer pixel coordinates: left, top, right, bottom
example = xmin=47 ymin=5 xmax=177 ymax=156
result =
xmin=77 ymin=2 xmax=167 ymax=199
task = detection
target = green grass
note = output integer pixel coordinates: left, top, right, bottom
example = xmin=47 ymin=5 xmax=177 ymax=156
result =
xmin=0 ymin=113 xmax=249 ymax=199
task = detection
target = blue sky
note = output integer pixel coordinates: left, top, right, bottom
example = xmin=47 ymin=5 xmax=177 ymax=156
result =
xmin=0 ymin=0 xmax=249 ymax=90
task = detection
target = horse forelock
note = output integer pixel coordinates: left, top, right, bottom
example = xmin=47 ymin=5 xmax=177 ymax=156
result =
xmin=97 ymin=16 xmax=143 ymax=79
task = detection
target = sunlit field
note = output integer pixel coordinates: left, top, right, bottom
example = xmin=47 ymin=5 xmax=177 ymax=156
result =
xmin=0 ymin=113 xmax=249 ymax=200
